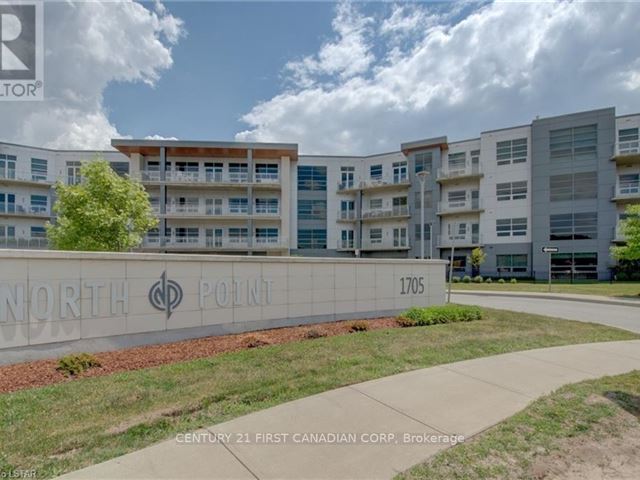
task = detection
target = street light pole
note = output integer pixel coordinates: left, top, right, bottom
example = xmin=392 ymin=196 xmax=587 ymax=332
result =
xmin=416 ymin=170 xmax=429 ymax=260
xmin=447 ymin=222 xmax=456 ymax=304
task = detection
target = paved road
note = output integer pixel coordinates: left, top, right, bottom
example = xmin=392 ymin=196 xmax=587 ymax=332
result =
xmin=452 ymin=293 xmax=640 ymax=333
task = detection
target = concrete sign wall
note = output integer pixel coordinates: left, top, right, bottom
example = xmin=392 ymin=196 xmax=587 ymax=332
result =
xmin=0 ymin=250 xmax=446 ymax=363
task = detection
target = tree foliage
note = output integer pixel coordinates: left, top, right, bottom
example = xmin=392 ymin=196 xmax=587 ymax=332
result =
xmin=46 ymin=160 xmax=158 ymax=252
xmin=470 ymin=247 xmax=487 ymax=268
xmin=611 ymin=204 xmax=640 ymax=262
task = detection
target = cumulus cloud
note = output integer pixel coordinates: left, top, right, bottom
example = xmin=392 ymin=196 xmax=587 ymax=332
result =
xmin=144 ymin=134 xmax=179 ymax=141
xmin=237 ymin=1 xmax=640 ymax=155
xmin=0 ymin=0 xmax=184 ymax=150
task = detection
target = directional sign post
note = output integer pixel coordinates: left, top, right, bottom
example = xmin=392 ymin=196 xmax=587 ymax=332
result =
xmin=542 ymin=246 xmax=559 ymax=292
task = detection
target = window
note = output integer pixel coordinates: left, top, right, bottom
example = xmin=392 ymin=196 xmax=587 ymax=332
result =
xmin=0 ymin=154 xmax=16 ymax=179
xmin=551 ymin=252 xmax=598 ymax=280
xmin=619 ymin=174 xmax=639 ymax=195
xmin=496 ymin=138 xmax=527 ymax=165
xmin=0 ymin=225 xmax=15 ymax=239
xmin=447 ymin=152 xmax=466 ymax=170
xmin=229 ymin=228 xmax=249 ymax=243
xmin=415 ymin=152 xmax=433 ymax=174
xmin=255 ymin=163 xmax=279 ymax=182
xmin=496 ymin=181 xmax=528 ymax=201
xmin=496 ymin=218 xmax=527 ymax=237
xmin=414 ymin=223 xmax=432 ymax=240
xmin=550 ymin=212 xmax=597 ymax=240
xmin=392 ymin=161 xmax=408 ymax=183
xmin=66 ymin=161 xmax=82 ymax=185
xmin=255 ymin=228 xmax=279 ymax=243
xmin=369 ymin=198 xmax=383 ymax=210
xmin=369 ymin=228 xmax=382 ymax=244
xmin=229 ymin=163 xmax=249 ymax=182
xmin=297 ymin=166 xmax=327 ymax=190
xmin=393 ymin=227 xmax=408 ymax=247
xmin=340 ymin=166 xmax=355 ymax=189
xmin=297 ymin=229 xmax=326 ymax=249
xmin=470 ymin=150 xmax=480 ymax=164
xmin=496 ymin=254 xmax=528 ymax=273
xmin=448 ymin=255 xmax=467 ymax=273
xmin=550 ymin=124 xmax=597 ymax=162
xmin=414 ymin=191 xmax=432 ymax=209
xmin=110 ymin=162 xmax=129 ymax=176
xmin=370 ymin=164 xmax=382 ymax=180
xmin=30 ymin=195 xmax=48 ymax=213
xmin=550 ymin=172 xmax=597 ymax=201
xmin=447 ymin=190 xmax=466 ymax=207
xmin=297 ymin=199 xmax=327 ymax=219
xmin=340 ymin=230 xmax=354 ymax=249
xmin=31 ymin=158 xmax=48 ymax=181
xmin=448 ymin=222 xmax=467 ymax=239
xmin=255 ymin=198 xmax=279 ymax=214
xmin=175 ymin=227 xmax=199 ymax=243
xmin=0 ymin=193 xmax=16 ymax=213
xmin=30 ymin=226 xmax=46 ymax=238
xmin=205 ymin=162 xmax=223 ymax=182
xmin=229 ymin=197 xmax=248 ymax=214
xmin=619 ymin=127 xmax=639 ymax=154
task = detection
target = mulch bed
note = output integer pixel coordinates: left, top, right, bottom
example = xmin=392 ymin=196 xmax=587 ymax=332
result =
xmin=0 ymin=317 xmax=400 ymax=395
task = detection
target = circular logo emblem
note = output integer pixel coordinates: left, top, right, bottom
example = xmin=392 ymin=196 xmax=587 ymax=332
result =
xmin=149 ymin=271 xmax=183 ymax=317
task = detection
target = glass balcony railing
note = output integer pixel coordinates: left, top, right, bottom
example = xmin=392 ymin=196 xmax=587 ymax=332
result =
xmin=361 ymin=205 xmax=409 ymax=220
xmin=142 ymin=236 xmax=287 ymax=249
xmin=136 ymin=170 xmax=278 ymax=185
xmin=437 ymin=198 xmax=482 ymax=214
xmin=436 ymin=162 xmax=482 ymax=181
xmin=0 ymin=237 xmax=49 ymax=249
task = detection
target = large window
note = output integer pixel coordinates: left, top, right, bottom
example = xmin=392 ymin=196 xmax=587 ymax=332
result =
xmin=414 ymin=191 xmax=432 ymax=209
xmin=618 ymin=173 xmax=639 ymax=195
xmin=229 ymin=163 xmax=249 ymax=182
xmin=550 ymin=212 xmax=598 ymax=240
xmin=447 ymin=152 xmax=466 ymax=170
xmin=66 ymin=161 xmax=82 ymax=185
xmin=175 ymin=227 xmax=199 ymax=243
xmin=340 ymin=230 xmax=354 ymax=249
xmin=30 ymin=195 xmax=48 ymax=213
xmin=618 ymin=128 xmax=639 ymax=154
xmin=551 ymin=252 xmax=598 ymax=280
xmin=550 ymin=171 xmax=598 ymax=201
xmin=297 ymin=166 xmax=327 ymax=190
xmin=229 ymin=197 xmax=249 ymax=214
xmin=414 ymin=152 xmax=433 ymax=174
xmin=255 ymin=198 xmax=279 ymax=214
xmin=369 ymin=228 xmax=382 ymax=244
xmin=392 ymin=161 xmax=408 ymax=183
xmin=297 ymin=229 xmax=326 ymax=249
xmin=0 ymin=193 xmax=16 ymax=213
xmin=414 ymin=223 xmax=432 ymax=241
xmin=31 ymin=158 xmax=48 ymax=181
xmin=496 ymin=138 xmax=527 ymax=165
xmin=340 ymin=166 xmax=355 ymax=189
xmin=370 ymin=164 xmax=383 ymax=180
xmin=550 ymin=124 xmax=597 ymax=162
xmin=255 ymin=228 xmax=279 ymax=243
xmin=496 ymin=181 xmax=527 ymax=201
xmin=30 ymin=226 xmax=46 ymax=238
xmin=0 ymin=225 xmax=15 ymax=239
xmin=447 ymin=190 xmax=466 ymax=207
xmin=229 ymin=228 xmax=249 ymax=243
xmin=496 ymin=254 xmax=528 ymax=273
xmin=255 ymin=163 xmax=279 ymax=182
xmin=297 ymin=199 xmax=327 ymax=219
xmin=496 ymin=218 xmax=527 ymax=237
xmin=0 ymin=154 xmax=16 ymax=179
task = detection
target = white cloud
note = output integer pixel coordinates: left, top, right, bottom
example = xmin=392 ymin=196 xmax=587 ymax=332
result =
xmin=0 ymin=1 xmax=184 ymax=150
xmin=237 ymin=1 xmax=640 ymax=155
xmin=144 ymin=134 xmax=179 ymax=141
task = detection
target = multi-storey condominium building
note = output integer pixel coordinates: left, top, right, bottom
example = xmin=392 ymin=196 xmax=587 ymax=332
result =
xmin=1 ymin=106 xmax=639 ymax=280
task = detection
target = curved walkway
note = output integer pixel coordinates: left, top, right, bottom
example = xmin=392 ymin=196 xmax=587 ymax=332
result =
xmin=452 ymin=292 xmax=640 ymax=333
xmin=59 ymin=339 xmax=640 ymax=480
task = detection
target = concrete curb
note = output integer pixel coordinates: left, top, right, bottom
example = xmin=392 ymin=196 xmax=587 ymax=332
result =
xmin=452 ymin=289 xmax=640 ymax=308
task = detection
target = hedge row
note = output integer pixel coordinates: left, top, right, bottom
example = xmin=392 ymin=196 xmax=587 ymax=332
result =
xmin=398 ymin=304 xmax=482 ymax=327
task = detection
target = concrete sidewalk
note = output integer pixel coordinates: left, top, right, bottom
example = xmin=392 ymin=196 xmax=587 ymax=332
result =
xmin=452 ymin=289 xmax=640 ymax=307
xmin=58 ymin=340 xmax=640 ymax=480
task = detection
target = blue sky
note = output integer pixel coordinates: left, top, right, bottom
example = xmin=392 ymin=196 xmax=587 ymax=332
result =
xmin=3 ymin=1 xmax=640 ymax=154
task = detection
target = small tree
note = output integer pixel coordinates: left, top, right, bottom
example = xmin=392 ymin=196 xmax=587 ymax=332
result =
xmin=47 ymin=159 xmax=158 ymax=252
xmin=611 ymin=204 xmax=640 ymax=281
xmin=470 ymin=247 xmax=487 ymax=277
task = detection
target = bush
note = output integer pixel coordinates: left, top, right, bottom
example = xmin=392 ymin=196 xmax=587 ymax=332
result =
xmin=452 ymin=276 xmax=461 ymax=283
xmin=510 ymin=278 xmax=518 ymax=284
xmin=473 ymin=275 xmax=483 ymax=283
xmin=57 ymin=353 xmax=101 ymax=377
xmin=398 ymin=304 xmax=482 ymax=327
xmin=305 ymin=329 xmax=327 ymax=339
xmin=349 ymin=321 xmax=369 ymax=332
xmin=485 ymin=278 xmax=493 ymax=284
xmin=462 ymin=275 xmax=472 ymax=283
xmin=498 ymin=278 xmax=506 ymax=284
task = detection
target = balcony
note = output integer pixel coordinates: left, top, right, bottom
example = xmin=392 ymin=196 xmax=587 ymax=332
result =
xmin=612 ymin=142 xmax=640 ymax=164
xmin=0 ymin=203 xmax=51 ymax=218
xmin=141 ymin=236 xmax=288 ymax=250
xmin=135 ymin=170 xmax=279 ymax=188
xmin=437 ymin=233 xmax=483 ymax=248
xmin=336 ymin=210 xmax=357 ymax=222
xmin=336 ymin=238 xmax=356 ymax=250
xmin=0 ymin=169 xmax=54 ymax=186
xmin=437 ymin=198 xmax=484 ymax=216
xmin=436 ymin=163 xmax=483 ymax=183
xmin=161 ymin=203 xmax=279 ymax=219
xmin=337 ymin=177 xmax=411 ymax=193
xmin=611 ymin=183 xmax=640 ymax=203
xmin=360 ymin=238 xmax=410 ymax=251
xmin=361 ymin=205 xmax=410 ymax=221
xmin=0 ymin=237 xmax=48 ymax=249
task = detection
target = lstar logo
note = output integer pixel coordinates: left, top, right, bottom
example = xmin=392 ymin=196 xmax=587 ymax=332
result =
xmin=0 ymin=1 xmax=43 ymax=100
xmin=148 ymin=271 xmax=183 ymax=318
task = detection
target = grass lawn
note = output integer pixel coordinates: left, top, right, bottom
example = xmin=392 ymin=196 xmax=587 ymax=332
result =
xmin=452 ymin=281 xmax=640 ymax=298
xmin=399 ymin=370 xmax=640 ymax=480
xmin=1 ymin=307 xmax=638 ymax=479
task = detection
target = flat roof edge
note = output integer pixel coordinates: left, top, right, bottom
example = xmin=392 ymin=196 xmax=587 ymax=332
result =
xmin=111 ymin=138 xmax=298 ymax=151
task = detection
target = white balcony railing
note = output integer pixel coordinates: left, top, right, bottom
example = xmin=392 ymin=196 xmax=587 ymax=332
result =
xmin=0 ymin=203 xmax=51 ymax=216
xmin=437 ymin=162 xmax=482 ymax=181
xmin=336 ymin=210 xmax=357 ymax=221
xmin=360 ymin=238 xmax=410 ymax=250
xmin=361 ymin=205 xmax=409 ymax=220
xmin=337 ymin=238 xmax=355 ymax=250
xmin=161 ymin=203 xmax=278 ymax=217
xmin=437 ymin=233 xmax=483 ymax=247
xmin=0 ymin=169 xmax=55 ymax=184
xmin=136 ymin=170 xmax=279 ymax=185
xmin=0 ymin=237 xmax=49 ymax=249
xmin=360 ymin=177 xmax=410 ymax=190
xmin=613 ymin=182 xmax=640 ymax=198
xmin=617 ymin=141 xmax=640 ymax=156
xmin=437 ymin=198 xmax=482 ymax=214
xmin=142 ymin=236 xmax=288 ymax=249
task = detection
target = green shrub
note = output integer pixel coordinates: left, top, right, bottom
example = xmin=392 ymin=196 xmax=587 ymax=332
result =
xmin=472 ymin=275 xmax=483 ymax=283
xmin=485 ymin=278 xmax=493 ymax=284
xmin=462 ymin=275 xmax=472 ymax=283
xmin=398 ymin=304 xmax=482 ymax=327
xmin=510 ymin=278 xmax=518 ymax=284
xmin=498 ymin=278 xmax=506 ymax=284
xmin=451 ymin=276 xmax=461 ymax=283
xmin=57 ymin=353 xmax=101 ymax=377
xmin=349 ymin=320 xmax=369 ymax=332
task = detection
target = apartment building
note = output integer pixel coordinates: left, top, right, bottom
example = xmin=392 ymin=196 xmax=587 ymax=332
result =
xmin=1 ymin=106 xmax=639 ymax=279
